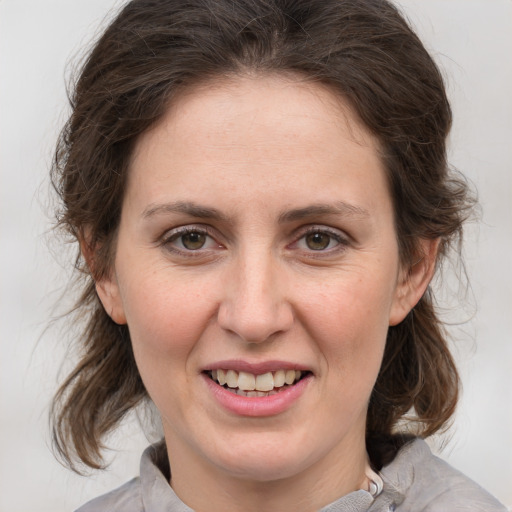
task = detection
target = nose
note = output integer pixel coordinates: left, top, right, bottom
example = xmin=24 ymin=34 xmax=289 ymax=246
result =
xmin=217 ymin=251 xmax=293 ymax=344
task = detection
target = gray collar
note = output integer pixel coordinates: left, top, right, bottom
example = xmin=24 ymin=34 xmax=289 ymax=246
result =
xmin=138 ymin=439 xmax=427 ymax=512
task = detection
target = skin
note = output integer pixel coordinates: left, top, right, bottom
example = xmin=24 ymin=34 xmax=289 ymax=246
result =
xmin=96 ymin=74 xmax=437 ymax=512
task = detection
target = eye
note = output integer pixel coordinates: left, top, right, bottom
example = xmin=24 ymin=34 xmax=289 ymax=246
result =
xmin=162 ymin=227 xmax=221 ymax=253
xmin=294 ymin=227 xmax=347 ymax=252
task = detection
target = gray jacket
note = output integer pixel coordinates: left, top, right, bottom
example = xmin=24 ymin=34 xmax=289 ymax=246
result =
xmin=76 ymin=438 xmax=507 ymax=511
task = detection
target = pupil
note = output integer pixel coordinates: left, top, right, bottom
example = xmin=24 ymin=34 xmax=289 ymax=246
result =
xmin=306 ymin=232 xmax=330 ymax=250
xmin=182 ymin=232 xmax=205 ymax=250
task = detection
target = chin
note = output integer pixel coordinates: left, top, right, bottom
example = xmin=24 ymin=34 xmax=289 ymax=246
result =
xmin=217 ymin=455 xmax=310 ymax=482
xmin=207 ymin=432 xmax=325 ymax=482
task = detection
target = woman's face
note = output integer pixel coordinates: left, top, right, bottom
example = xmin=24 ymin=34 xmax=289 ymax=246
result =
xmin=98 ymin=75 xmax=427 ymax=488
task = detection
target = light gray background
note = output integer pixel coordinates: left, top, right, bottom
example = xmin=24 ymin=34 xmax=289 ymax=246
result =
xmin=1 ymin=1 xmax=511 ymax=510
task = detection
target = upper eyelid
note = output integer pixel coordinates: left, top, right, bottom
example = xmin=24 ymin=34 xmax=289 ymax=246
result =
xmin=162 ymin=224 xmax=216 ymax=240
xmin=293 ymin=224 xmax=349 ymax=241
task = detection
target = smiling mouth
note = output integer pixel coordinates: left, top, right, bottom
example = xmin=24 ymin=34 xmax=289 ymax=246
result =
xmin=205 ymin=369 xmax=310 ymax=397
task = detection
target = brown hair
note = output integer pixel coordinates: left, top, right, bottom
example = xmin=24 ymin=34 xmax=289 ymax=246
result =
xmin=51 ymin=0 xmax=473 ymax=471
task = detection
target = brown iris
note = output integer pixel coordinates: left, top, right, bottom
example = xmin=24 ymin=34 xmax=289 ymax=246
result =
xmin=181 ymin=232 xmax=206 ymax=250
xmin=305 ymin=232 xmax=331 ymax=250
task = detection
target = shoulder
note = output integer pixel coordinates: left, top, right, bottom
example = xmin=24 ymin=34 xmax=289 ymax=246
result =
xmin=74 ymin=477 xmax=143 ymax=512
xmin=73 ymin=442 xmax=191 ymax=512
xmin=381 ymin=438 xmax=507 ymax=511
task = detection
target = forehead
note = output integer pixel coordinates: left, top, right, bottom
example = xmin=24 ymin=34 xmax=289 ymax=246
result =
xmin=125 ymin=73 xmax=389 ymax=217
xmin=131 ymin=72 xmax=379 ymax=164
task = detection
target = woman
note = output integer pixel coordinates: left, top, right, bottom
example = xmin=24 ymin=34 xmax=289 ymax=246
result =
xmin=50 ymin=0 xmax=507 ymax=510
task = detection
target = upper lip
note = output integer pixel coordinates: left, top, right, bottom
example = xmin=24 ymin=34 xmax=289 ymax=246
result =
xmin=202 ymin=359 xmax=312 ymax=375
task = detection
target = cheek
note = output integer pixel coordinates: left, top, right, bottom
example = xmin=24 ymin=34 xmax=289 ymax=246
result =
xmin=118 ymin=269 xmax=219 ymax=363
xmin=301 ymin=272 xmax=394 ymax=379
xmin=305 ymin=272 xmax=394 ymax=335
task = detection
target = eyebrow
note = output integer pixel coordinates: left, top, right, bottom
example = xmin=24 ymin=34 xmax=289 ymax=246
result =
xmin=142 ymin=200 xmax=369 ymax=223
xmin=278 ymin=202 xmax=370 ymax=223
xmin=142 ymin=201 xmax=229 ymax=222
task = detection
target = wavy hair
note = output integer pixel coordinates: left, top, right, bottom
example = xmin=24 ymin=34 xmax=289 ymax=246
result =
xmin=51 ymin=0 xmax=474 ymax=471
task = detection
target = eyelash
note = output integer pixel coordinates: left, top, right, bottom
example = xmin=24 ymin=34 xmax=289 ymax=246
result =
xmin=159 ymin=225 xmax=349 ymax=257
xmin=160 ymin=225 xmax=221 ymax=256
xmin=292 ymin=226 xmax=349 ymax=254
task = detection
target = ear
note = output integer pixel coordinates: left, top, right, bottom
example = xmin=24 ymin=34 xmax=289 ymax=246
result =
xmin=95 ymin=272 xmax=127 ymax=325
xmin=389 ymin=238 xmax=440 ymax=326
xmin=80 ymin=232 xmax=127 ymax=325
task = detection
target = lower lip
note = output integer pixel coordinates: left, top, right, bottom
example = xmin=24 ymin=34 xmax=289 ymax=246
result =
xmin=203 ymin=373 xmax=312 ymax=417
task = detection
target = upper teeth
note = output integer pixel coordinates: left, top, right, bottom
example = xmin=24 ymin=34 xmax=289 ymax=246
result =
xmin=211 ymin=369 xmax=303 ymax=391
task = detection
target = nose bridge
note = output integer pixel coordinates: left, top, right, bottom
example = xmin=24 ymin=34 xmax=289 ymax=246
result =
xmin=218 ymin=245 xmax=292 ymax=343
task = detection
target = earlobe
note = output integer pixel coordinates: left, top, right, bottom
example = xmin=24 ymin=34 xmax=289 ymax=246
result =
xmin=389 ymin=238 xmax=440 ymax=326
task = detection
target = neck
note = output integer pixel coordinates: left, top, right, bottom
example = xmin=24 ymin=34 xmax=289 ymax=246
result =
xmin=166 ymin=432 xmax=370 ymax=512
